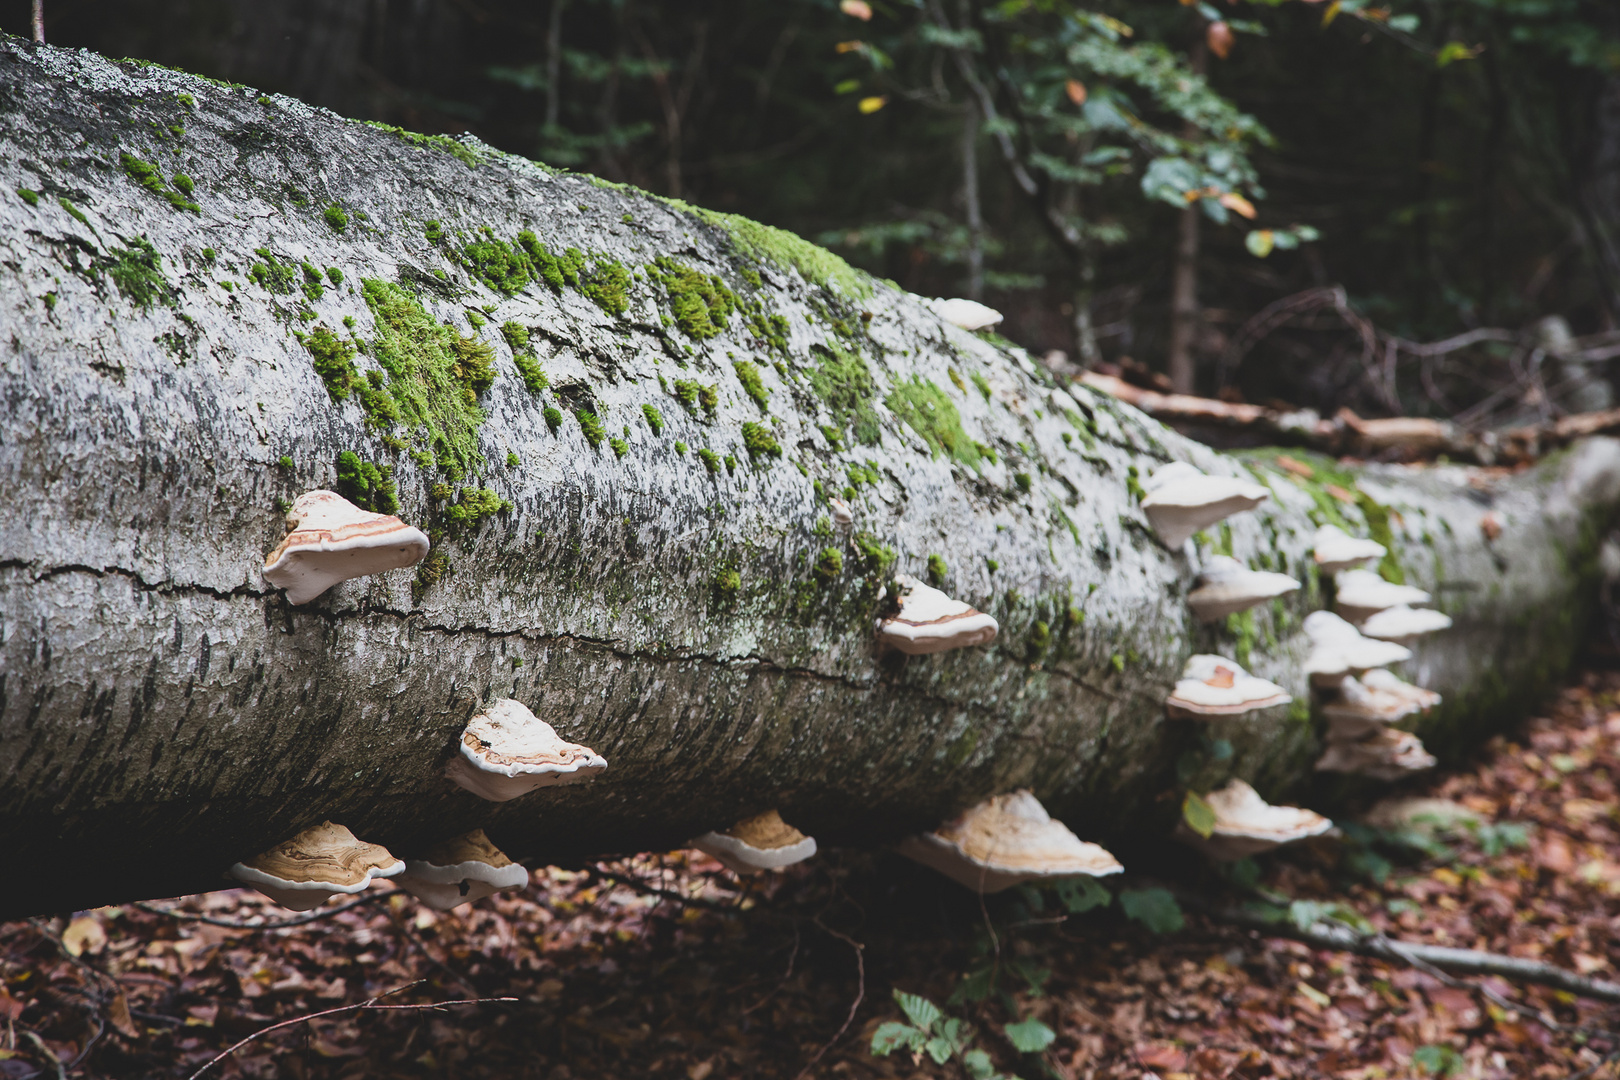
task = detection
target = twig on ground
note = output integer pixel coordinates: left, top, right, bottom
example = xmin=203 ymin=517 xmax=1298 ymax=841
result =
xmin=184 ymin=981 xmax=516 ymax=1080
xmin=794 ymin=916 xmax=866 ymax=1080
xmin=593 ymin=867 xmax=740 ymax=915
xmin=133 ymin=891 xmax=389 ymax=930
xmin=1188 ymin=898 xmax=1620 ymax=1003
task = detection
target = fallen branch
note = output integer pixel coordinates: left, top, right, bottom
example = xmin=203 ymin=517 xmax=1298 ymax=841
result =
xmin=184 ymin=982 xmax=516 ymax=1080
xmin=1191 ymin=899 xmax=1620 ymax=1004
xmin=133 ymin=891 xmax=389 ymax=930
xmin=591 ymin=867 xmax=741 ymax=915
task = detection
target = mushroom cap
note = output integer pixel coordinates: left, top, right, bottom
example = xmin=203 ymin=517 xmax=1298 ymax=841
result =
xmin=263 ymin=490 xmax=430 ymax=605
xmin=875 ymin=574 xmax=999 ymax=655
xmin=828 ymin=497 xmax=855 ymax=527
xmin=896 ymin=790 xmax=1123 ymax=893
xmin=394 ymin=829 xmax=530 ymax=911
xmin=1302 ymin=611 xmax=1412 ymax=686
xmin=1358 ymin=604 xmax=1453 ymax=643
xmin=446 ymin=698 xmax=608 ymax=802
xmin=691 ymin=810 xmax=819 ymax=874
xmin=1333 ymin=569 xmax=1433 ymax=622
xmin=928 ymin=297 xmax=1004 ymax=331
xmin=1321 ymin=670 xmax=1442 ymax=738
xmin=1186 ymin=556 xmax=1300 ymax=622
xmin=1315 ymin=727 xmax=1437 ymax=780
xmin=1311 ymin=524 xmax=1387 ymax=574
xmin=1177 ymin=779 xmax=1333 ymax=861
xmin=228 ymin=821 xmax=404 ymax=911
xmin=1165 ymin=654 xmax=1292 ymax=719
xmin=1139 ymin=463 xmax=1270 ymax=548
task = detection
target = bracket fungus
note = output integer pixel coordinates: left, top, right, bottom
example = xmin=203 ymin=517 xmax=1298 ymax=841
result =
xmin=1303 ymin=611 xmax=1412 ymax=687
xmin=1316 ymin=726 xmax=1438 ymax=781
xmin=1186 ymin=555 xmax=1300 ymax=622
xmin=896 ymin=790 xmax=1122 ymax=893
xmin=1322 ymin=669 xmax=1442 ymax=739
xmin=262 ymin=490 xmax=430 ymax=605
xmin=1139 ymin=462 xmax=1270 ymax=548
xmin=446 ymin=698 xmax=608 ymax=802
xmin=1358 ymin=604 xmax=1454 ymax=643
xmin=1176 ymin=780 xmax=1333 ymax=861
xmin=828 ymin=497 xmax=855 ymax=528
xmin=927 ymin=296 xmax=1004 ymax=331
xmin=1333 ymin=569 xmax=1434 ymax=624
xmin=875 ymin=574 xmax=999 ymax=655
xmin=1311 ymin=524 xmax=1387 ymax=575
xmin=1165 ymin=654 xmax=1292 ymax=720
xmin=394 ymin=830 xmax=530 ymax=911
xmin=227 ymin=821 xmax=404 ymax=911
xmin=690 ymin=810 xmax=818 ymax=874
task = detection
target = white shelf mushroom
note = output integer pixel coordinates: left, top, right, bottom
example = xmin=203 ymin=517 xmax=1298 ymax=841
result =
xmin=828 ymin=497 xmax=855 ymax=528
xmin=1333 ymin=569 xmax=1433 ymax=624
xmin=1358 ymin=604 xmax=1453 ymax=643
xmin=1322 ymin=670 xmax=1442 ymax=740
xmin=446 ymin=698 xmax=608 ymax=802
xmin=1176 ymin=780 xmax=1333 ymax=861
xmin=690 ymin=810 xmax=818 ymax=874
xmin=1165 ymin=654 xmax=1292 ymax=720
xmin=1316 ymin=727 xmax=1437 ymax=781
xmin=1303 ymin=611 xmax=1413 ymax=687
xmin=927 ymin=297 xmax=1004 ymax=331
xmin=1186 ymin=556 xmax=1300 ymax=622
xmin=1311 ymin=524 xmax=1387 ymax=575
xmin=227 ymin=821 xmax=404 ymax=911
xmin=262 ymin=490 xmax=430 ymax=605
xmin=1140 ymin=462 xmax=1270 ymax=548
xmin=876 ymin=574 xmax=999 ymax=655
xmin=394 ymin=830 xmax=530 ymax=911
xmin=896 ymin=790 xmax=1121 ymax=893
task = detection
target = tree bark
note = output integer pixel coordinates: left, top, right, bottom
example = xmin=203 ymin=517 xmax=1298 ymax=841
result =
xmin=3 ymin=41 xmax=1619 ymax=919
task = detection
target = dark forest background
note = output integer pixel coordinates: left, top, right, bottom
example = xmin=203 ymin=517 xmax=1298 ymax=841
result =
xmin=5 ymin=0 xmax=1619 ymax=420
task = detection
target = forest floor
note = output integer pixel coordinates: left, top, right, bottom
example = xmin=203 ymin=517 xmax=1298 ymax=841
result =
xmin=8 ymin=670 xmax=1620 ymax=1080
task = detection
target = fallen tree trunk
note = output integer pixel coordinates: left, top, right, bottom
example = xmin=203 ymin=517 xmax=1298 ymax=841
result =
xmin=2 ymin=41 xmax=1619 ymax=918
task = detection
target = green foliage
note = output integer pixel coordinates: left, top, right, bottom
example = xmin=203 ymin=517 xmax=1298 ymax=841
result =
xmin=641 ymin=403 xmax=665 ymax=435
xmin=740 ymin=421 xmax=781 ymax=459
xmin=732 ymin=360 xmax=770 ymax=410
xmin=1181 ymin=791 xmax=1217 ymax=839
xmin=1412 ymin=1044 xmax=1465 ymax=1077
xmin=886 ymin=377 xmax=980 ymax=468
xmin=1002 ymin=1018 xmax=1055 ymax=1054
xmin=119 ymin=153 xmax=199 ymax=211
xmin=1055 ymin=876 xmax=1112 ymax=914
xmin=650 ymin=256 xmax=735 ymax=338
xmin=323 ymin=203 xmax=348 ymax=232
xmin=1117 ymin=888 xmax=1184 ymax=934
xmin=334 ymin=451 xmax=399 ymax=515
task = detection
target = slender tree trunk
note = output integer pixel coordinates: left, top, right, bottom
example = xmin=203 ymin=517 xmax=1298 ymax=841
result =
xmin=3 ymin=42 xmax=1619 ymax=918
xmin=961 ymin=102 xmax=985 ymax=301
xmin=30 ymin=0 xmax=43 ymax=43
xmin=544 ymin=0 xmax=568 ymax=132
xmin=1166 ymin=44 xmax=1207 ymax=394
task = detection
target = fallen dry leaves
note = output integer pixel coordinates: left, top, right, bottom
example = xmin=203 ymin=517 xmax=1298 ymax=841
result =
xmin=7 ymin=672 xmax=1620 ymax=1079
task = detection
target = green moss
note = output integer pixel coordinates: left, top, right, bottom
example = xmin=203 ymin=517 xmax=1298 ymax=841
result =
xmin=326 ymin=267 xmax=343 ymax=286
xmin=725 ymin=455 xmax=737 ymax=475
xmin=323 ymin=203 xmax=349 ymax=232
xmin=516 ymin=232 xmax=585 ymax=290
xmin=172 ymin=174 xmax=194 ymax=196
xmin=16 ymin=188 xmax=38 ymax=206
xmin=462 ymin=234 xmax=531 ymax=294
xmin=445 ymin=486 xmax=512 ymax=531
xmin=544 ymin=406 xmax=563 ymax=432
xmin=306 ymin=325 xmax=358 ymax=400
xmin=713 ymin=568 xmax=741 ymax=599
xmin=506 ymin=451 xmax=521 ymax=468
xmin=119 ymin=153 xmax=199 ymax=211
xmin=610 ymin=436 xmax=629 ymax=458
xmin=853 ymin=531 xmax=896 ymax=575
xmin=745 ymin=308 xmax=791 ymax=356
xmin=885 ymin=377 xmax=981 ymax=468
xmin=927 ymin=553 xmax=948 ymax=584
xmin=697 ymin=448 xmax=722 ymax=474
xmin=58 ymin=198 xmax=88 ymax=225
xmin=815 ymin=547 xmax=844 ymax=581
xmin=809 ymin=345 xmax=881 ymax=446
xmin=361 ymin=278 xmax=492 ymax=478
xmin=581 ymin=258 xmax=632 ymax=316
xmin=300 ymin=261 xmax=325 ymax=302
xmin=277 ymin=455 xmax=294 ymax=470
xmin=257 ymin=95 xmax=274 ymax=106
xmin=102 ymin=238 xmax=172 ymax=309
xmin=334 ymin=451 xmax=399 ymax=515
xmin=650 ymin=257 xmax=735 ymax=339
xmin=42 ymin=291 xmax=57 ymax=312
xmin=731 ymin=360 xmax=771 ymax=411
xmin=575 ymin=408 xmax=605 ymax=447
xmin=675 ymin=440 xmax=688 ymax=455
xmin=1028 ymin=620 xmax=1052 ymax=659
xmin=987 ymin=558 xmax=1000 ymax=572
xmin=642 ymin=403 xmax=665 ymax=435
xmin=741 ymin=421 xmax=781 ymax=460
xmin=1225 ymin=608 xmax=1258 ymax=668
xmin=361 ymin=120 xmax=484 ymax=168
xmin=682 ymin=206 xmax=871 ymax=298
xmin=672 ymin=379 xmax=719 ymax=418
xmin=424 ymin=219 xmax=444 ymax=244
xmin=971 ymin=371 xmax=992 ymax=401
xmin=250 ymin=248 xmax=296 ymax=294
xmin=177 ymin=93 xmax=194 ymax=108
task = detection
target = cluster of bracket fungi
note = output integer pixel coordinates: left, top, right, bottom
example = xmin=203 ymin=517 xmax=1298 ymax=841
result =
xmin=237 ymin=310 xmax=1453 ymax=907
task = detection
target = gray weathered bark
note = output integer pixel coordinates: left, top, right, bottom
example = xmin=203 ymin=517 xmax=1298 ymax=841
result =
xmin=2 ymin=41 xmax=1618 ymax=919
